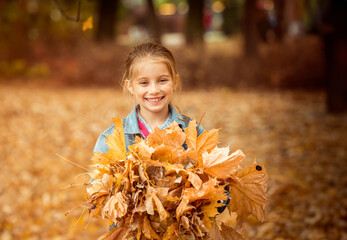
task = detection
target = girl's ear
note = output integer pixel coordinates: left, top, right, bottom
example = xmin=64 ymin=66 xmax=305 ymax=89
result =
xmin=124 ymin=80 xmax=133 ymax=95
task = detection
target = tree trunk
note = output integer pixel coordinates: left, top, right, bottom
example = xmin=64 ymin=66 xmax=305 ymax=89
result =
xmin=146 ymin=0 xmax=161 ymax=43
xmin=222 ymin=0 xmax=242 ymax=36
xmin=95 ymin=0 xmax=119 ymax=42
xmin=274 ymin=0 xmax=286 ymax=40
xmin=243 ymin=0 xmax=259 ymax=57
xmin=185 ymin=0 xmax=204 ymax=45
xmin=323 ymin=0 xmax=347 ymax=113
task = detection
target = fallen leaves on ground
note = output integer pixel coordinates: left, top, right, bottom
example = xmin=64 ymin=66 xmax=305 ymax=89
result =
xmin=0 ymin=84 xmax=346 ymax=239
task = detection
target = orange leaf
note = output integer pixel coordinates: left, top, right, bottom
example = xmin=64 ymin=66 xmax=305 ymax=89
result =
xmin=187 ymin=171 xmax=202 ymax=190
xmin=185 ymin=119 xmax=197 ymax=149
xmin=146 ymin=121 xmax=185 ymax=148
xmin=82 ymin=16 xmax=93 ymax=31
xmin=197 ymin=128 xmax=218 ymax=154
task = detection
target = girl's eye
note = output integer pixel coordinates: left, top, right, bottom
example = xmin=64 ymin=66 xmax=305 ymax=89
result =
xmin=139 ymin=81 xmax=148 ymax=85
xmin=160 ymin=79 xmax=168 ymax=83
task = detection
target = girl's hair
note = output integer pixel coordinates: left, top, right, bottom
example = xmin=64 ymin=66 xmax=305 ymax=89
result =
xmin=121 ymin=42 xmax=181 ymax=91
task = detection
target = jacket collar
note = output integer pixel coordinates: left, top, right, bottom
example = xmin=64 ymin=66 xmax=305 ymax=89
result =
xmin=123 ymin=105 xmax=189 ymax=135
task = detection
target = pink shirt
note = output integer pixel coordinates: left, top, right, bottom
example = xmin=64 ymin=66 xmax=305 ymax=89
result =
xmin=138 ymin=119 xmax=150 ymax=138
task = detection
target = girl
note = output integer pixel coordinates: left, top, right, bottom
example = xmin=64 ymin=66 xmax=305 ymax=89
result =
xmin=92 ymin=43 xmax=229 ymax=230
xmin=93 ymin=42 xmax=204 ymax=154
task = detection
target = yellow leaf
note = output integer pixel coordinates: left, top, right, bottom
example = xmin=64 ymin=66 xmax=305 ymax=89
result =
xmin=104 ymin=118 xmax=126 ymax=162
xmin=82 ymin=16 xmax=93 ymax=31
xmin=227 ymin=162 xmax=268 ymax=223
xmin=202 ymin=148 xmax=245 ymax=178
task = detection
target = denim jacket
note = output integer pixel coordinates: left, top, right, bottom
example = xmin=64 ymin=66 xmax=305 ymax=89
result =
xmin=93 ymin=105 xmax=204 ymax=154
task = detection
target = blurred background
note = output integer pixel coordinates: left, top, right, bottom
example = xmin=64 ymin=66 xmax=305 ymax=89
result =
xmin=0 ymin=0 xmax=346 ymax=239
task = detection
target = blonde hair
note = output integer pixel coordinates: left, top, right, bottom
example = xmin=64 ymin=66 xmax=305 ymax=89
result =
xmin=121 ymin=42 xmax=181 ymax=91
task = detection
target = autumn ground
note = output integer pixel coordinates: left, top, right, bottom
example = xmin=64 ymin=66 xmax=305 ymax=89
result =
xmin=0 ymin=83 xmax=346 ymax=240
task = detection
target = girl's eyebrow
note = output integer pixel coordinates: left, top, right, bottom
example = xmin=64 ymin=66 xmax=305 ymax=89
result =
xmin=137 ymin=74 xmax=170 ymax=80
xmin=159 ymin=74 xmax=170 ymax=78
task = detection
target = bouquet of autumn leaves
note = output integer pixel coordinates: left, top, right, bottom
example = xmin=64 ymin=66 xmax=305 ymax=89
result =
xmin=86 ymin=118 xmax=268 ymax=240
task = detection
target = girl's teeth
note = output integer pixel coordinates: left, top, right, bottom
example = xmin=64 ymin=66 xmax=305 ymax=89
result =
xmin=147 ymin=98 xmax=162 ymax=102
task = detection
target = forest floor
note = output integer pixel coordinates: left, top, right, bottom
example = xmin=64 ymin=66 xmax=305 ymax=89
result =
xmin=0 ymin=84 xmax=346 ymax=240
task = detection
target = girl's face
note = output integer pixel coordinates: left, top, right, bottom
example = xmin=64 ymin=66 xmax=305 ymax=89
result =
xmin=127 ymin=57 xmax=175 ymax=117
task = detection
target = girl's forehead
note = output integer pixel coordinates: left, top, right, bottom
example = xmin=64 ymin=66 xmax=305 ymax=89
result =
xmin=130 ymin=57 xmax=171 ymax=78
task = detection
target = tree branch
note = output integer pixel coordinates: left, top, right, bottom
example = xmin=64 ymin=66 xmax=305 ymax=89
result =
xmin=52 ymin=0 xmax=85 ymax=22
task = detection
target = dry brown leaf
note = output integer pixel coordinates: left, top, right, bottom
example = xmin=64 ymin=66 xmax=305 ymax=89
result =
xmin=228 ymin=162 xmax=268 ymax=223
xmin=129 ymin=139 xmax=155 ymax=160
xmin=152 ymin=192 xmax=169 ymax=221
xmin=86 ymin=173 xmax=113 ymax=197
xmin=97 ymin=227 xmax=128 ymax=240
xmin=102 ymin=192 xmax=128 ymax=222
xmin=208 ymin=221 xmax=244 ymax=240
xmin=142 ymin=215 xmax=160 ymax=239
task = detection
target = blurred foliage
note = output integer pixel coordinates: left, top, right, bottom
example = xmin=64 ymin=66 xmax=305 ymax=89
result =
xmin=0 ymin=0 xmax=330 ymax=90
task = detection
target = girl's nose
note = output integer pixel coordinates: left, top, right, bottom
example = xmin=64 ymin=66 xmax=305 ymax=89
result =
xmin=149 ymin=83 xmax=160 ymax=94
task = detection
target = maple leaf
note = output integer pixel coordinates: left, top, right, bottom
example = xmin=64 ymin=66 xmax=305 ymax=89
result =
xmin=202 ymin=147 xmax=245 ymax=178
xmin=146 ymin=121 xmax=185 ymax=149
xmin=227 ymin=162 xmax=268 ymax=223
xmin=82 ymin=16 xmax=93 ymax=31
xmin=103 ymin=118 xmax=126 ymax=162
xmin=196 ymin=128 xmax=218 ymax=154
